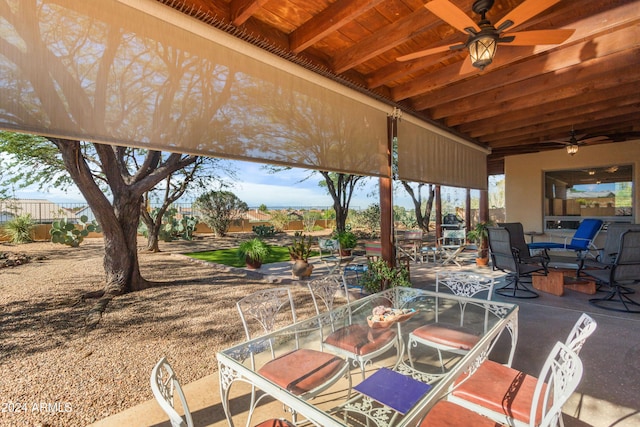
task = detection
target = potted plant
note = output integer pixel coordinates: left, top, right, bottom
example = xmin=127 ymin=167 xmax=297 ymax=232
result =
xmin=334 ymin=230 xmax=358 ymax=256
xmin=360 ymin=259 xmax=411 ymax=294
xmin=237 ymin=237 xmax=271 ymax=269
xmin=288 ymin=232 xmax=314 ymax=278
xmin=466 ymin=220 xmax=494 ymax=266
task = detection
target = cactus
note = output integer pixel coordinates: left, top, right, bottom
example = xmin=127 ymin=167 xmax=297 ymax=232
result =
xmin=252 ymin=225 xmax=276 ymax=238
xmin=50 ymin=215 xmax=101 ymax=247
xmin=288 ymin=232 xmax=313 ymax=262
xmin=139 ymin=207 xmax=198 ymax=242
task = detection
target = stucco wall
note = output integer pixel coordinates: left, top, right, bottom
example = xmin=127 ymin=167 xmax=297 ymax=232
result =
xmin=504 ymin=139 xmax=640 ymax=236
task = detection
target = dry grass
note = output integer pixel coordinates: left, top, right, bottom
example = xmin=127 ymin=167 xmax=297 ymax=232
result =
xmin=0 ymin=234 xmax=317 ymax=427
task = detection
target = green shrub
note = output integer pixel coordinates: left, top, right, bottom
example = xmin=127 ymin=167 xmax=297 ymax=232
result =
xmin=2 ymin=214 xmax=34 ymax=243
xmin=350 ymin=204 xmax=381 ymax=236
xmin=195 ymin=190 xmax=248 ymax=237
xmin=237 ymin=237 xmax=272 ymax=265
xmin=333 ymin=230 xmax=358 ymax=249
xmin=302 ymin=211 xmax=320 ymax=232
xmin=269 ymin=210 xmax=290 ymax=232
xmin=360 ymin=259 xmax=411 ymax=294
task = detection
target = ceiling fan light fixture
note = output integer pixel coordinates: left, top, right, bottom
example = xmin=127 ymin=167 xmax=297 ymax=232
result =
xmin=468 ymin=33 xmax=497 ymax=70
xmin=566 ymin=143 xmax=579 ymax=155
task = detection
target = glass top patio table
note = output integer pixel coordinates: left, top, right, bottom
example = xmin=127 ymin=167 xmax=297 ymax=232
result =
xmin=217 ymin=287 xmax=518 ymax=427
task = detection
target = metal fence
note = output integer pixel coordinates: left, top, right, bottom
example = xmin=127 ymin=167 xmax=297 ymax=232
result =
xmin=0 ymin=200 xmax=336 ymax=225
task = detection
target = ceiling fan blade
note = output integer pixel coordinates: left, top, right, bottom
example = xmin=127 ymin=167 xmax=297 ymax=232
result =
xmin=396 ymin=43 xmax=454 ymax=62
xmin=496 ymin=0 xmax=562 ymax=31
xmin=457 ymin=55 xmax=477 ymax=75
xmin=503 ymin=29 xmax=575 ymax=46
xmin=579 ymin=135 xmax=611 ymax=144
xmin=425 ymin=0 xmax=479 ymax=34
xmin=580 ymin=131 xmax=640 ymax=142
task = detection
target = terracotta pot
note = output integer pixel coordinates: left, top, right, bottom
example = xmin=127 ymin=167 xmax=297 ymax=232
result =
xmin=245 ymin=257 xmax=262 ymax=269
xmin=475 ymin=257 xmax=490 ymax=267
xmin=292 ymin=260 xmax=313 ymax=278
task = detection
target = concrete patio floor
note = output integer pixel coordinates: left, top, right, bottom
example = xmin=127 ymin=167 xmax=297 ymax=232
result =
xmin=90 ymin=250 xmax=640 ymax=427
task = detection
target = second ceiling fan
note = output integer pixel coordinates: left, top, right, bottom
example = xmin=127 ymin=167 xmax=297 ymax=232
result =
xmin=397 ymin=0 xmax=575 ymax=70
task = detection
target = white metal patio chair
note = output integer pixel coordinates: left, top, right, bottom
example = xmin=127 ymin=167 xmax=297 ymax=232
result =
xmin=318 ymin=238 xmax=352 ymax=275
xmin=152 ymin=357 xmax=295 ymax=427
xmin=150 ymin=357 xmax=193 ymax=427
xmin=308 ymin=275 xmax=399 ymax=380
xmin=447 ymin=341 xmax=584 ymax=427
xmin=564 ymin=312 xmax=597 ymax=355
xmin=445 ymin=312 xmax=595 ymax=427
xmin=236 ymin=287 xmax=350 ymax=426
xmin=407 ymin=272 xmax=495 ymax=372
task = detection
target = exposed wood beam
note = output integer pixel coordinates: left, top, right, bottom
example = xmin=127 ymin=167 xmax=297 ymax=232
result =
xmin=168 ymin=0 xmax=229 ymax=20
xmin=332 ymin=6 xmax=435 ymax=74
xmin=444 ymin=56 xmax=640 ymax=137
xmin=366 ymin=49 xmax=463 ymax=89
xmin=230 ymin=0 xmax=268 ymax=26
xmin=487 ymin=117 xmax=640 ymax=149
xmin=482 ymin=108 xmax=640 ymax=147
xmin=460 ymin=91 xmax=640 ymax=138
xmin=444 ymin=74 xmax=639 ymax=128
xmin=239 ymin=17 xmax=292 ymax=51
xmin=290 ymin=0 xmax=385 ymax=54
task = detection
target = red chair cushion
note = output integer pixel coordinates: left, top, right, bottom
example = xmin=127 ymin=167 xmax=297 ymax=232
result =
xmin=413 ymin=323 xmax=480 ymax=350
xmin=452 ymin=360 xmax=544 ymax=425
xmin=254 ymin=419 xmax=295 ymax=427
xmin=325 ymin=324 xmax=396 ymax=356
xmin=258 ymin=349 xmax=344 ymax=395
xmin=419 ymin=401 xmax=504 ymax=427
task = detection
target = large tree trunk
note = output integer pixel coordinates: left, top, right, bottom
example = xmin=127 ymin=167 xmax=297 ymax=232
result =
xmin=320 ymin=171 xmax=362 ymax=233
xmin=140 ymin=207 xmax=162 ymax=252
xmin=101 ymin=194 xmax=151 ymax=294
xmin=402 ymin=181 xmax=435 ymax=233
xmin=51 ymin=139 xmax=196 ymax=297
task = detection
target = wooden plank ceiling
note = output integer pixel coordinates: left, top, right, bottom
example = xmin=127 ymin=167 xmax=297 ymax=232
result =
xmin=161 ymin=0 xmax=640 ymax=175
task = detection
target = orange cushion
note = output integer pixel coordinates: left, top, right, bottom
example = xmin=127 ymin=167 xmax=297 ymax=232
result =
xmin=419 ymin=401 xmax=504 ymax=427
xmin=412 ymin=323 xmax=480 ymax=350
xmin=452 ymin=360 xmax=544 ymax=425
xmin=325 ymin=324 xmax=396 ymax=356
xmin=258 ymin=349 xmax=344 ymax=395
xmin=254 ymin=419 xmax=295 ymax=427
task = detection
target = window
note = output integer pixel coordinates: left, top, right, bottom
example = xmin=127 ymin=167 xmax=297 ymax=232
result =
xmin=544 ymin=165 xmax=633 ymax=231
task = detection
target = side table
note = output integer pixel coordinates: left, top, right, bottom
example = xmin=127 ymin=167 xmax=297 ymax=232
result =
xmin=532 ymin=269 xmax=596 ymax=296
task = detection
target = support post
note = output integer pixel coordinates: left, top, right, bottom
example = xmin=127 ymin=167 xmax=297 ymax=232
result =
xmin=465 ymin=188 xmax=471 ymax=230
xmin=435 ymin=185 xmax=442 ymax=241
xmin=380 ymin=111 xmax=397 ymax=268
xmin=479 ymin=189 xmax=489 ymax=223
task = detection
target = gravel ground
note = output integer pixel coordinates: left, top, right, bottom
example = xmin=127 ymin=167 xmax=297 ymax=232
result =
xmin=0 ymin=234 xmax=318 ymax=427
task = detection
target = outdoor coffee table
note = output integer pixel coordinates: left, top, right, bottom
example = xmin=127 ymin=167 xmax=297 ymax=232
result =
xmin=532 ymin=268 xmax=596 ymax=296
xmin=217 ymin=287 xmax=518 ymax=427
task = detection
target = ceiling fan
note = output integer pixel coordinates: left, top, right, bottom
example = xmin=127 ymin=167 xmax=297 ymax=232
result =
xmin=542 ymin=128 xmax=640 ymax=156
xmin=397 ymin=0 xmax=575 ymax=70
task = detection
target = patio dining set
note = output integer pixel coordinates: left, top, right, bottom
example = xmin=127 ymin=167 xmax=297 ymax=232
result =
xmin=150 ymin=270 xmax=598 ymax=427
